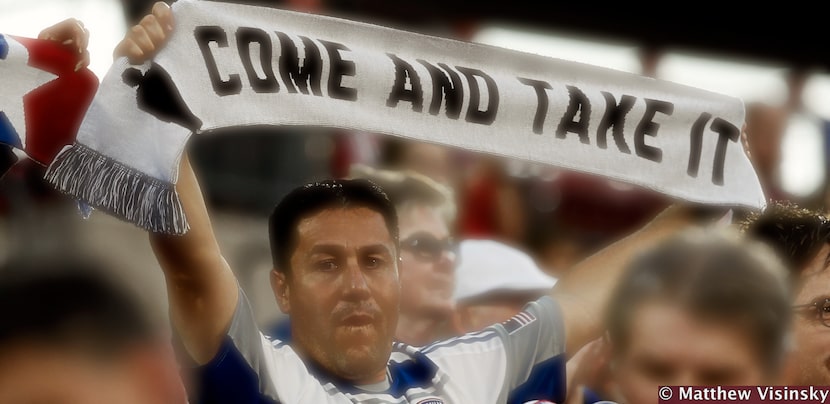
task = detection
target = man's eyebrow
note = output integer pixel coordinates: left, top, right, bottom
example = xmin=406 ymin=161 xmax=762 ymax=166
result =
xmin=307 ymin=244 xmax=346 ymax=257
xmin=823 ymin=246 xmax=830 ymax=272
xmin=358 ymin=244 xmax=393 ymax=256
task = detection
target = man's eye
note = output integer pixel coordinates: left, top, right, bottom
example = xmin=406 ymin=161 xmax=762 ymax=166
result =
xmin=315 ymin=260 xmax=338 ymax=271
xmin=819 ymin=300 xmax=830 ymax=323
xmin=364 ymin=256 xmax=385 ymax=269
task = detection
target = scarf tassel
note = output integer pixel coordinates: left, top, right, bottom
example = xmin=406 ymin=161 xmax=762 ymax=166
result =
xmin=44 ymin=142 xmax=189 ymax=235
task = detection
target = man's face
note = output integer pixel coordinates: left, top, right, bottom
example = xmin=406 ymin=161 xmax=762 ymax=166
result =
xmin=280 ymin=207 xmax=400 ymax=384
xmin=614 ymin=303 xmax=765 ymax=404
xmin=789 ymin=244 xmax=830 ymax=385
xmin=398 ymin=205 xmax=455 ymax=317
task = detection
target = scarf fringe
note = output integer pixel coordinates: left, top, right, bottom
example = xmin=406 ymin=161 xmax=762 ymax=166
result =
xmin=44 ymin=143 xmax=189 ymax=235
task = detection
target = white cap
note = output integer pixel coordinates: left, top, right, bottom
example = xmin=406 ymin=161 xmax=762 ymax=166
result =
xmin=453 ymin=239 xmax=557 ymax=303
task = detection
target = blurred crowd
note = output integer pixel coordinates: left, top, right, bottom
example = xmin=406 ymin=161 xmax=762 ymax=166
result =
xmin=1 ymin=1 xmax=829 ymax=403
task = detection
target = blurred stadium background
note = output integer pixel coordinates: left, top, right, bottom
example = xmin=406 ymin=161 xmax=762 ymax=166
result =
xmin=1 ymin=0 xmax=828 ymax=328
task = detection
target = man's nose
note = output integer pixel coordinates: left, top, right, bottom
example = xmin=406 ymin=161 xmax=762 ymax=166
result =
xmin=342 ymin=263 xmax=371 ymax=300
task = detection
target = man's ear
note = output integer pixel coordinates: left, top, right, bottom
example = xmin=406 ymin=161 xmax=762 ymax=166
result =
xmin=270 ymin=269 xmax=290 ymax=314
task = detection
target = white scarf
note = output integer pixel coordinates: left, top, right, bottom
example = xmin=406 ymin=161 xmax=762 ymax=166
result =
xmin=45 ymin=0 xmax=764 ymax=234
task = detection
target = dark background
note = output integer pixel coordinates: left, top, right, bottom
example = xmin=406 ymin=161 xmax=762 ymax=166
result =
xmin=121 ymin=0 xmax=830 ymax=71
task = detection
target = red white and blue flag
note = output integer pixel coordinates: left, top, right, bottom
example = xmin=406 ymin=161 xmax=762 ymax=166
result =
xmin=0 ymin=33 xmax=98 ymax=177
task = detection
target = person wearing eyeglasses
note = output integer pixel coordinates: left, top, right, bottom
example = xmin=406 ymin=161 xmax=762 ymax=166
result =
xmin=741 ymin=200 xmax=830 ymax=386
xmin=452 ymin=239 xmax=567 ymax=404
xmin=452 ymin=239 xmax=557 ymax=334
xmin=348 ymin=164 xmax=459 ymax=347
xmin=584 ymin=228 xmax=792 ymax=404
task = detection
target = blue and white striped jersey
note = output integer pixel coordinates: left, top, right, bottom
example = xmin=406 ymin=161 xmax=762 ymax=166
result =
xmin=194 ymin=289 xmax=565 ymax=403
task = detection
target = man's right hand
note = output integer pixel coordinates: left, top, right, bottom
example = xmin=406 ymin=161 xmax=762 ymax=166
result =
xmin=113 ymin=1 xmax=174 ymax=64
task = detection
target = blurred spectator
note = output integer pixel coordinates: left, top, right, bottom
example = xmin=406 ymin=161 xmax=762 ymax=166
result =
xmin=572 ymin=228 xmax=791 ymax=404
xmin=452 ymin=238 xmax=556 ymax=333
xmin=0 ymin=259 xmax=187 ymax=404
xmin=741 ymin=201 xmax=830 ymax=386
xmin=349 ymin=164 xmax=458 ymax=346
xmin=375 ymin=136 xmax=459 ymax=188
xmin=452 ymin=239 xmax=566 ymax=404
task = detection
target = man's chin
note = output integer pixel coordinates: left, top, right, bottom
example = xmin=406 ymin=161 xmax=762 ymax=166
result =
xmin=333 ymin=345 xmax=389 ymax=381
xmin=334 ymin=330 xmax=386 ymax=360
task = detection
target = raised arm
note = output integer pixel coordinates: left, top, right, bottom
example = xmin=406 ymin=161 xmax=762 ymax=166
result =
xmin=114 ymin=2 xmax=239 ymax=365
xmin=550 ymin=204 xmax=711 ymax=356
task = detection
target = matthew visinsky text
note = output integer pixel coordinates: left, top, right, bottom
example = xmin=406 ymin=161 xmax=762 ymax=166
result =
xmin=673 ymin=386 xmax=830 ymax=403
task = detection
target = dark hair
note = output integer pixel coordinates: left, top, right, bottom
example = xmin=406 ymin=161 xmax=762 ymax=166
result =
xmin=268 ymin=178 xmax=399 ymax=273
xmin=606 ymin=229 xmax=791 ymax=374
xmin=741 ymin=200 xmax=830 ymax=278
xmin=0 ymin=259 xmax=153 ymax=357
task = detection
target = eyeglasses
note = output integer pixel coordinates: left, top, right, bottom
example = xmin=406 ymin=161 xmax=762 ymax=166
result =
xmin=793 ymin=297 xmax=830 ymax=328
xmin=400 ymin=232 xmax=457 ymax=263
